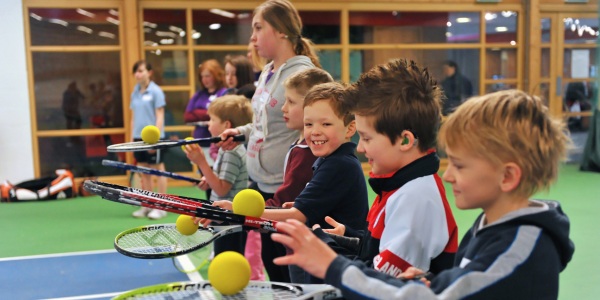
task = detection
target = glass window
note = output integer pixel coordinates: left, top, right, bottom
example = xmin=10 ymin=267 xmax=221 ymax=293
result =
xmin=349 ymin=49 xmax=480 ymax=94
xmin=349 ymin=11 xmax=480 ymax=44
xmin=541 ymin=48 xmax=551 ymax=78
xmin=541 ymin=18 xmax=551 ymax=43
xmin=165 ymin=91 xmax=192 ymax=126
xmin=144 ymin=50 xmax=189 ymax=86
xmin=192 ymin=10 xmax=252 ymax=45
xmin=318 ymin=50 xmax=341 ymax=81
xmin=193 ymin=51 xmax=246 ymax=89
xmin=486 ymin=48 xmax=517 ymax=79
xmin=29 ymin=8 xmax=120 ymax=46
xmin=485 ymin=83 xmax=517 ymax=93
xmin=32 ymin=52 xmax=123 ymax=131
xmin=485 ymin=11 xmax=518 ymax=44
xmin=563 ymin=17 xmax=599 ymax=44
xmin=537 ymin=82 xmax=551 ymax=107
xmin=143 ymin=9 xmax=187 ymax=46
xmin=562 ymin=48 xmax=597 ymax=78
xmin=38 ymin=134 xmax=126 ymax=177
xmin=300 ymin=11 xmax=341 ymax=44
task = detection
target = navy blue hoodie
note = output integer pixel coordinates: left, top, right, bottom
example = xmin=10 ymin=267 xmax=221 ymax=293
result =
xmin=325 ymin=200 xmax=574 ymax=300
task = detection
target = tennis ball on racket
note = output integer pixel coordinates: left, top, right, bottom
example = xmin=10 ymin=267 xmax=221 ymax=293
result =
xmin=141 ymin=125 xmax=160 ymax=144
xmin=208 ymin=251 xmax=251 ymax=295
xmin=181 ymin=137 xmax=194 ymax=151
xmin=232 ymin=189 xmax=265 ymax=218
xmin=175 ymin=215 xmax=198 ymax=236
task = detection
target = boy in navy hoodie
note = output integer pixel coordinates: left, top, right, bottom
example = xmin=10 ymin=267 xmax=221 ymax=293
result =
xmin=272 ymin=89 xmax=575 ymax=300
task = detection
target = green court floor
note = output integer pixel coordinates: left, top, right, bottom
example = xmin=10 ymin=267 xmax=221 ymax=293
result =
xmin=0 ymin=163 xmax=598 ymax=299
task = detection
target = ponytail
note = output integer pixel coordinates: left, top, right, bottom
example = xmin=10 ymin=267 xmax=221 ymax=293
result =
xmin=294 ymin=37 xmax=321 ymax=68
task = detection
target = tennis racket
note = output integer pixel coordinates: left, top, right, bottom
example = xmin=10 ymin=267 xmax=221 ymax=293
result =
xmin=102 ymin=160 xmax=201 ymax=184
xmin=83 ymin=180 xmax=280 ymax=232
xmin=112 ymin=281 xmax=343 ymax=300
xmin=172 ymin=247 xmax=212 ymax=274
xmin=114 ymin=224 xmax=243 ymax=259
xmin=107 ymin=134 xmax=245 ymax=152
xmin=187 ymin=121 xmax=210 ymax=127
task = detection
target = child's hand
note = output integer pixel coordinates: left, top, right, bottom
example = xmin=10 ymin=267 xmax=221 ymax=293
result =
xmin=321 ymin=216 xmax=346 ymax=236
xmin=212 ymin=200 xmax=233 ymax=211
xmin=282 ymin=201 xmax=294 ymax=208
xmin=272 ymin=219 xmax=337 ymax=279
xmin=197 ymin=177 xmax=209 ymax=191
xmin=219 ymin=128 xmax=241 ymax=151
xmin=398 ymin=267 xmax=431 ymax=287
xmin=183 ymin=144 xmax=206 ymax=165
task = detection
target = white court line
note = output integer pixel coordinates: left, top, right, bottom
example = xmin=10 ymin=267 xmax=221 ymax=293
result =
xmin=41 ymin=291 xmax=122 ymax=300
xmin=0 ymin=249 xmax=116 ymax=262
xmin=175 ymin=254 xmax=204 ymax=282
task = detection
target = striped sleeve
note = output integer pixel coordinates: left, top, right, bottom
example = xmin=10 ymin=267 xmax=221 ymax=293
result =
xmin=216 ymin=150 xmax=244 ymax=186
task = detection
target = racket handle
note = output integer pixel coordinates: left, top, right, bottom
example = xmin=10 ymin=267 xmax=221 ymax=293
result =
xmin=327 ymin=234 xmax=360 ymax=252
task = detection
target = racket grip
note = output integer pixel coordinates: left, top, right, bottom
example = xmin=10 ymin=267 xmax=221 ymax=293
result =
xmin=230 ymin=134 xmax=245 ymax=143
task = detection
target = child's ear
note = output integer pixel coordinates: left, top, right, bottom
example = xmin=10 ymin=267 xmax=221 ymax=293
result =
xmin=500 ymin=162 xmax=522 ymax=193
xmin=345 ymin=120 xmax=357 ymax=139
xmin=399 ymin=130 xmax=417 ymax=151
xmin=224 ymin=120 xmax=232 ymax=129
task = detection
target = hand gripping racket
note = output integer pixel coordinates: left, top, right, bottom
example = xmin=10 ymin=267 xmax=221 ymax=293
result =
xmin=112 ymin=280 xmax=343 ymax=300
xmin=102 ymin=160 xmax=201 ymax=184
xmin=83 ymin=180 xmax=280 ymax=232
xmin=114 ymin=224 xmax=243 ymax=259
xmin=107 ymin=134 xmax=245 ymax=152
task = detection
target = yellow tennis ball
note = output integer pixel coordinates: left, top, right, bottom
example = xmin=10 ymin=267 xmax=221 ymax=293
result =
xmin=208 ymin=251 xmax=251 ymax=295
xmin=141 ymin=125 xmax=160 ymax=144
xmin=175 ymin=215 xmax=198 ymax=236
xmin=232 ymin=189 xmax=265 ymax=218
xmin=181 ymin=137 xmax=194 ymax=151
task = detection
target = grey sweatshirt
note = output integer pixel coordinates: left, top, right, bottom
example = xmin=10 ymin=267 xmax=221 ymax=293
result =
xmin=237 ymin=56 xmax=315 ymax=193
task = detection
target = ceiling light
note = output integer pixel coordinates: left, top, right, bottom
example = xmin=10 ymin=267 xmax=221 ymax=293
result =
xmin=495 ymin=26 xmax=508 ymax=32
xmin=76 ymin=26 xmax=93 ymax=34
xmin=143 ymin=21 xmax=157 ymax=29
xmin=209 ymin=23 xmax=221 ymax=30
xmin=98 ymin=31 xmax=116 ymax=39
xmin=156 ymin=31 xmax=177 ymax=38
xmin=510 ymin=40 xmax=516 ymax=45
xmin=106 ymin=17 xmax=120 ymax=25
xmin=237 ymin=13 xmax=250 ymax=19
xmin=160 ymin=39 xmax=174 ymax=45
xmin=485 ymin=13 xmax=497 ymax=21
xmin=447 ymin=21 xmax=452 ymax=27
xmin=48 ymin=19 xmax=68 ymax=27
xmin=456 ymin=17 xmax=471 ymax=23
xmin=192 ymin=31 xmax=201 ymax=39
xmin=209 ymin=9 xmax=235 ymax=19
xmin=29 ymin=13 xmax=42 ymax=21
xmin=76 ymin=8 xmax=95 ymax=18
xmin=109 ymin=9 xmax=119 ymax=16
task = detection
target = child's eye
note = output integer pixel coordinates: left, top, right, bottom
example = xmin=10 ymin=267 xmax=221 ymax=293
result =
xmin=323 ymin=123 xmax=332 ymax=126
xmin=304 ymin=123 xmax=312 ymax=127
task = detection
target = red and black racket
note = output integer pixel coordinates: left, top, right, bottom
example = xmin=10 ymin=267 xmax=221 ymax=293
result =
xmin=107 ymin=134 xmax=245 ymax=152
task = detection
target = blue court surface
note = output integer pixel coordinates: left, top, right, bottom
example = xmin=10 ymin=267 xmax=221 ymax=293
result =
xmin=0 ymin=250 xmax=200 ymax=300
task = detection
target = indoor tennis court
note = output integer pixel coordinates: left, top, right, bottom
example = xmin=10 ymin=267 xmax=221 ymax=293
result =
xmin=0 ymin=165 xmax=598 ymax=299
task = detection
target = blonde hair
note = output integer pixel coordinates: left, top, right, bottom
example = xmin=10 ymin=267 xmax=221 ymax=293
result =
xmin=208 ymin=95 xmax=253 ymax=128
xmin=439 ymin=89 xmax=570 ymax=198
xmin=304 ymin=82 xmax=354 ymax=126
xmin=198 ymin=59 xmax=225 ymax=90
xmin=284 ymin=68 xmax=333 ymax=96
xmin=254 ymin=0 xmax=321 ymax=68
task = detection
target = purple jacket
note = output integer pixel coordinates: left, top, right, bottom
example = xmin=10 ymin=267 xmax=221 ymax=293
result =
xmin=184 ymin=87 xmax=228 ymax=138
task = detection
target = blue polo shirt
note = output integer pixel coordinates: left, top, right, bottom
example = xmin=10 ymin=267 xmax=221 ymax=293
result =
xmin=293 ymin=142 xmax=369 ymax=231
xmin=130 ymin=81 xmax=166 ymax=138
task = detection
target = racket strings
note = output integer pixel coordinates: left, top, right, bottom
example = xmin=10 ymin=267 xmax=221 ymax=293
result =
xmin=117 ymin=227 xmax=214 ymax=254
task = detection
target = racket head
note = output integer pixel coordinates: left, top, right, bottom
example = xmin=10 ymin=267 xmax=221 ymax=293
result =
xmin=107 ymin=140 xmax=178 ymax=152
xmin=171 ymin=247 xmax=212 ymax=274
xmin=112 ymin=281 xmax=341 ymax=300
xmin=114 ymin=224 xmax=243 ymax=259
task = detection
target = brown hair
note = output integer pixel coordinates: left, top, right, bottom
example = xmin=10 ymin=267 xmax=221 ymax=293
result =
xmin=224 ymin=55 xmax=255 ymax=88
xmin=284 ymin=68 xmax=334 ymax=96
xmin=132 ymin=60 xmax=152 ymax=74
xmin=207 ymin=95 xmax=253 ymax=128
xmin=198 ymin=59 xmax=225 ymax=91
xmin=254 ymin=0 xmax=321 ymax=68
xmin=439 ymin=90 xmax=570 ymax=198
xmin=345 ymin=59 xmax=443 ymax=152
xmin=304 ymin=82 xmax=354 ymax=126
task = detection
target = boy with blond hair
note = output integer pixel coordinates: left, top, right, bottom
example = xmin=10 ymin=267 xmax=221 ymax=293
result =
xmin=313 ymin=59 xmax=458 ymax=276
xmin=184 ymin=95 xmax=252 ymax=255
xmin=273 ymin=89 xmax=575 ymax=299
